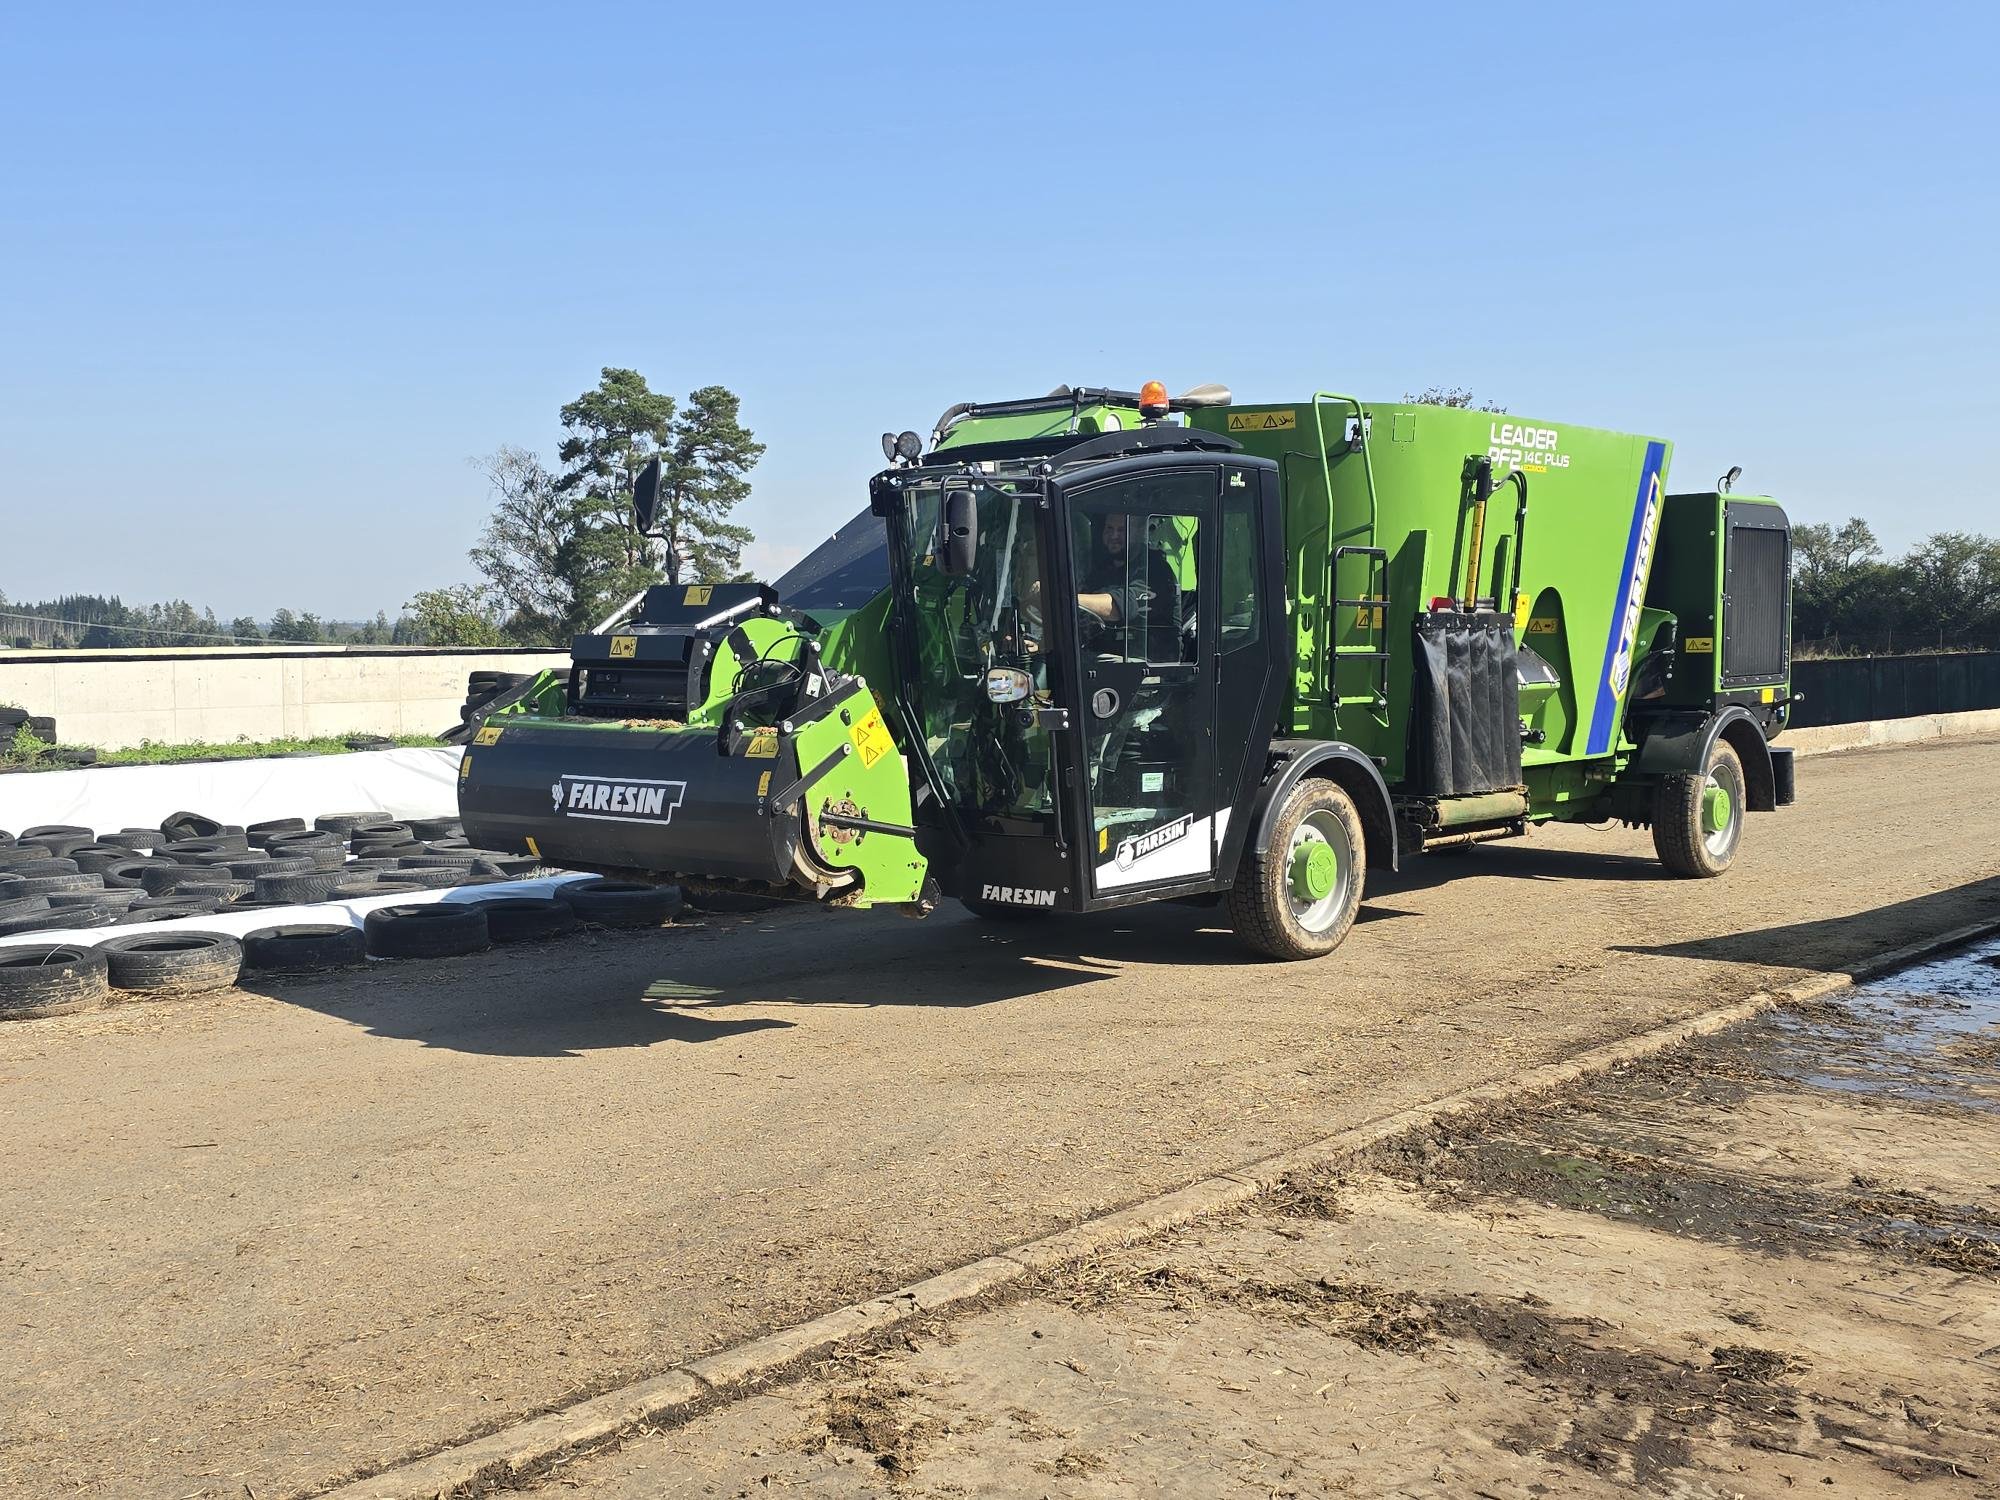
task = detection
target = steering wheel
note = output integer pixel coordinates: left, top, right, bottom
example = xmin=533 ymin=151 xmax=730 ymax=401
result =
xmin=1073 ymin=604 xmax=1107 ymax=652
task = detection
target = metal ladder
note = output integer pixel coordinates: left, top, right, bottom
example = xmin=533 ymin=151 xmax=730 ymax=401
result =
xmin=1310 ymin=393 xmax=1390 ymax=725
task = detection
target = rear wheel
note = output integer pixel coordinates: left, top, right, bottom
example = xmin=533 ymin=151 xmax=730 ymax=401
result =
xmin=1653 ymin=741 xmax=1745 ymax=878
xmin=1226 ymin=780 xmax=1366 ymax=960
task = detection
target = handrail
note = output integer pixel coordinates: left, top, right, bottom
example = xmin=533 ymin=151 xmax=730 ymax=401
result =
xmin=1309 ymin=393 xmax=1382 ymax=712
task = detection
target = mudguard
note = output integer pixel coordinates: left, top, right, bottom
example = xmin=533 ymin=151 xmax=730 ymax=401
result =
xmin=1241 ymin=740 xmax=1398 ymax=876
xmin=1630 ymin=706 xmax=1781 ymax=811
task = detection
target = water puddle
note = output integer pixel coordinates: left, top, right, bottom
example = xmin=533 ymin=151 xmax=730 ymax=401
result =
xmin=1766 ymin=937 xmax=2000 ymax=1110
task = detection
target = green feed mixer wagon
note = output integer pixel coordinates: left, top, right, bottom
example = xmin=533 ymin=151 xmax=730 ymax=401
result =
xmin=459 ymin=381 xmax=1796 ymax=959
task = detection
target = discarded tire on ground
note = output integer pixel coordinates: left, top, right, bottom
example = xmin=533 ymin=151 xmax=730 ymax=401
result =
xmin=559 ymin=879 xmax=682 ymax=928
xmin=0 ymin=906 xmax=114 ymax=936
xmin=242 ymin=924 xmax=369 ymax=974
xmin=159 ymin=811 xmax=228 ymax=841
xmin=251 ymin=869 xmax=349 ymax=904
xmin=363 ymin=903 xmax=489 ymax=959
xmin=10 ymin=872 xmax=104 ymax=898
xmin=118 ymin=897 xmax=224 ymax=923
xmin=476 ymin=896 xmax=579 ymax=944
xmin=100 ymin=932 xmax=244 ymax=993
xmin=0 ymin=944 xmax=110 ymax=1018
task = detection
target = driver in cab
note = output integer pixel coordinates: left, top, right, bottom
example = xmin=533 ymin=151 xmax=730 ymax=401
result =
xmin=1077 ymin=511 xmax=1180 ymax=658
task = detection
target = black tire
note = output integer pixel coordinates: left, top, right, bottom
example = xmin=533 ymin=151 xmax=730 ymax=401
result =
xmin=26 ymin=716 xmax=56 ymax=742
xmin=0 ymin=846 xmax=61 ymax=869
xmin=11 ymin=872 xmax=104 ymax=897
xmin=0 ymin=894 xmax=50 ymax=920
xmin=22 ymin=831 xmax=93 ymax=858
xmin=264 ymin=831 xmax=347 ymax=869
xmin=144 ymin=864 xmax=238 ymax=894
xmin=159 ymin=811 xmax=227 ymax=841
xmin=247 ymin=817 xmax=308 ymax=845
xmin=0 ymin=944 xmax=110 ymax=1017
xmin=0 ymin=906 xmax=114 ymax=936
xmin=476 ymin=896 xmax=580 ymax=944
xmin=118 ymin=897 xmax=225 ymax=922
xmin=409 ymin=818 xmax=463 ymax=840
xmin=97 ymin=858 xmax=158 ymax=890
xmin=378 ymin=865 xmax=468 ymax=890
xmin=363 ymin=903 xmax=490 ymax=959
xmin=473 ymin=854 xmax=544 ymax=877
xmin=100 ymin=931 xmax=244 ymax=993
xmin=332 ymin=876 xmax=430 ymax=899
xmin=160 ymin=838 xmax=246 ymax=864
xmin=398 ymin=850 xmax=481 ymax=868
xmin=21 ymin=823 xmax=92 ymax=841
xmin=1652 ymin=740 xmax=1747 ymax=878
xmin=252 ymin=869 xmax=350 ymax=903
xmin=103 ymin=828 xmax=164 ymax=852
xmin=53 ymin=887 xmax=142 ymax=911
xmin=242 ymin=924 xmax=368 ymax=973
xmin=313 ymin=811 xmax=384 ymax=835
xmin=559 ymin=879 xmax=683 ymax=928
xmin=70 ymin=845 xmax=142 ymax=873
xmin=350 ymin=821 xmax=412 ymax=844
xmin=1226 ymin=779 xmax=1367 ymax=961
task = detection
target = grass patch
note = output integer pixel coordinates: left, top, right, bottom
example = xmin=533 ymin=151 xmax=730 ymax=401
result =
xmin=1 ymin=732 xmax=440 ymax=772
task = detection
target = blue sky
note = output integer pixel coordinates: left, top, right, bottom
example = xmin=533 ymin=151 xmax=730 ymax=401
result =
xmin=2 ymin=2 xmax=1994 ymax=621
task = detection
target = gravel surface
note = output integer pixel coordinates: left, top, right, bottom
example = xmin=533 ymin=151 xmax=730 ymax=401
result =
xmin=0 ymin=736 xmax=1996 ymax=1499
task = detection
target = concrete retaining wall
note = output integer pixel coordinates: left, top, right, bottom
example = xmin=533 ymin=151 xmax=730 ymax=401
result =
xmin=0 ymin=647 xmax=569 ymax=749
xmin=1784 ymin=707 xmax=2000 ymax=757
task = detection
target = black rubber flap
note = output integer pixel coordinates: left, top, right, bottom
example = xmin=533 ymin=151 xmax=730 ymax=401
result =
xmin=1410 ymin=611 xmax=1523 ymax=795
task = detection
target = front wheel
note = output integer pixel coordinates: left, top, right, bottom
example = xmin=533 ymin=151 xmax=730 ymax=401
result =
xmin=1652 ymin=740 xmax=1745 ymax=877
xmin=1226 ymin=780 xmax=1366 ymax=960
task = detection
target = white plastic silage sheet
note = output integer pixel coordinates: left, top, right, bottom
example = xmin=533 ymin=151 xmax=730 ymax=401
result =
xmin=0 ymin=747 xmax=464 ymax=837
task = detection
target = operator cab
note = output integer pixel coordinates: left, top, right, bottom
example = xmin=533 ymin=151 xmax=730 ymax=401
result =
xmin=868 ymin=421 xmax=1287 ymax=915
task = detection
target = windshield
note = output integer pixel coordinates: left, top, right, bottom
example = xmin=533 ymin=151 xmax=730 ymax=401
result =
xmin=892 ymin=472 xmax=1057 ymax=823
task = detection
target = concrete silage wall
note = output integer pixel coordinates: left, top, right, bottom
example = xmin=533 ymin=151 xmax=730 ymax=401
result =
xmin=0 ymin=647 xmax=569 ymax=750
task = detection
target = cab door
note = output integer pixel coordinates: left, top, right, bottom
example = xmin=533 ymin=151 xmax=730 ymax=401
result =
xmin=1062 ymin=463 xmax=1219 ymax=900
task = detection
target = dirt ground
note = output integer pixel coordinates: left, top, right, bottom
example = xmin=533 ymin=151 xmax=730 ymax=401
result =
xmin=543 ymin=939 xmax=2000 ymax=1498
xmin=0 ymin=737 xmax=1997 ymax=1499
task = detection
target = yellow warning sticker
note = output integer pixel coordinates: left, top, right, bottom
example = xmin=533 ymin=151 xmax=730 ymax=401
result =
xmin=472 ymin=724 xmax=504 ymax=746
xmin=746 ymin=729 xmax=779 ymax=759
xmin=850 ymin=707 xmax=894 ymax=770
xmin=1760 ymin=686 xmax=1776 ymax=703
xmin=683 ymin=585 xmax=713 ymax=606
xmin=1352 ymin=598 xmax=1384 ymax=629
xmin=524 ymin=835 xmax=540 ymax=858
xmin=609 ymin=634 xmax=637 ymax=659
xmin=458 ymin=755 xmax=472 ymax=779
xmin=1513 ymin=594 xmax=1532 ymax=633
xmin=1683 ymin=636 xmax=1715 ymax=653
xmin=1225 ymin=410 xmax=1297 ymax=432
xmin=756 ymin=770 xmax=772 ymax=798
xmin=1099 ymin=827 xmax=1109 ymax=854
xmin=1526 ymin=616 xmax=1560 ymax=635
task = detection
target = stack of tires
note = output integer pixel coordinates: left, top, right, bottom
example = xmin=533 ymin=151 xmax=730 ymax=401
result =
xmin=0 ymin=810 xmax=548 ymax=936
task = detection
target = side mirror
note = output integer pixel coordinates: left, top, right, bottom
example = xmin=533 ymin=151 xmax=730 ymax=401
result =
xmin=633 ymin=456 xmax=662 ymax=534
xmin=938 ymin=488 xmax=977 ymax=576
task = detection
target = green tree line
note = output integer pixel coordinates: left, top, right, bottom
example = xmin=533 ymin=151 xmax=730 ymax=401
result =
xmin=0 ymin=593 xmax=429 ymax=649
xmin=1793 ymin=521 xmax=2000 ymax=655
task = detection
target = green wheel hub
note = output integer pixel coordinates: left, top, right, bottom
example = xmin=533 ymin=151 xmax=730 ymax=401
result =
xmin=1290 ymin=839 xmax=1337 ymax=902
xmin=1702 ymin=782 xmax=1734 ymax=836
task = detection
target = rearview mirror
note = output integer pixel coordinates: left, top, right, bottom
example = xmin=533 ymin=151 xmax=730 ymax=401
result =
xmin=938 ymin=487 xmax=977 ymax=576
xmin=633 ymin=456 xmax=662 ymax=534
